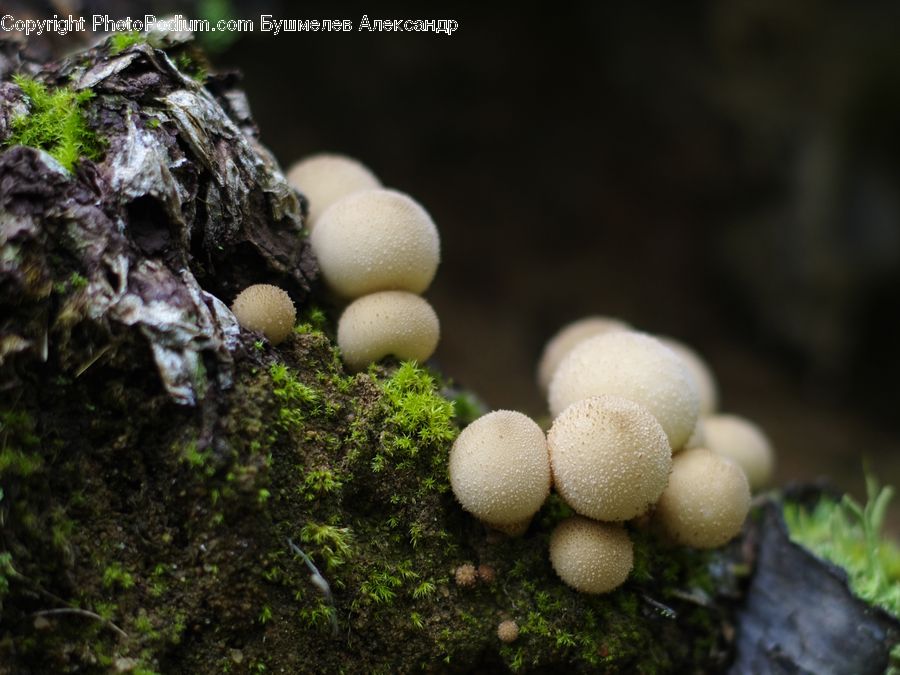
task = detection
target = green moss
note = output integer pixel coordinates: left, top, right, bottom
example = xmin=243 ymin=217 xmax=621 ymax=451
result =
xmin=108 ymin=31 xmax=145 ymax=54
xmin=102 ymin=563 xmax=135 ymax=590
xmin=7 ymin=76 xmax=104 ymax=171
xmin=784 ymin=476 xmax=900 ymax=618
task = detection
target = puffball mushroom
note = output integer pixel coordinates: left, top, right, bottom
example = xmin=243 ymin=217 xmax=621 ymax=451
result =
xmin=337 ymin=291 xmax=439 ymax=371
xmin=497 ymin=620 xmax=519 ymax=643
xmin=657 ymin=336 xmax=719 ymax=415
xmin=536 ymin=316 xmax=630 ymax=394
xmin=448 ymin=410 xmax=551 ymax=531
xmin=654 ymin=448 xmax=751 ymax=549
xmin=230 ymin=284 xmax=296 ymax=346
xmin=548 ymin=331 xmax=700 ymax=450
xmin=311 ymin=188 xmax=440 ymax=298
xmin=548 ymin=395 xmax=671 ymax=521
xmin=286 ymin=153 xmax=380 ymax=229
xmin=703 ymin=414 xmax=775 ymax=490
xmin=549 ymin=516 xmax=633 ymax=594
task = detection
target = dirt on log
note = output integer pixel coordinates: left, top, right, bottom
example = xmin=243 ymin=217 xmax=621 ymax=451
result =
xmin=1 ymin=32 xmax=752 ymax=674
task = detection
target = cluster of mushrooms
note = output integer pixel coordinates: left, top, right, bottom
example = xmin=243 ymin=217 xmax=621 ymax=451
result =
xmin=229 ymin=151 xmax=776 ymax=598
xmin=230 ymin=153 xmax=442 ymax=371
xmin=450 ymin=317 xmax=775 ymax=594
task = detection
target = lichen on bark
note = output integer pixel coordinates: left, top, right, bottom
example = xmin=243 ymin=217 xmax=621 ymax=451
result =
xmin=0 ymin=32 xmax=740 ymax=674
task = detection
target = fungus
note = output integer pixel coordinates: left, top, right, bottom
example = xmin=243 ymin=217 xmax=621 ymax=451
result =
xmin=336 ymin=291 xmax=439 ymax=371
xmin=654 ymin=448 xmax=751 ymax=549
xmin=684 ymin=416 xmax=707 ymax=451
xmin=497 ymin=620 xmax=519 ymax=643
xmin=548 ymin=331 xmax=700 ymax=450
xmin=477 ymin=564 xmax=495 ymax=584
xmin=657 ymin=336 xmax=719 ymax=415
xmin=548 ymin=395 xmax=672 ymax=521
xmin=454 ymin=563 xmax=477 ymax=588
xmin=230 ymin=284 xmax=296 ymax=346
xmin=536 ymin=316 xmax=630 ymax=394
xmin=448 ymin=410 xmax=551 ymax=531
xmin=549 ymin=516 xmax=633 ymax=594
xmin=703 ymin=414 xmax=775 ymax=490
xmin=286 ymin=153 xmax=381 ymax=229
xmin=310 ymin=188 xmax=440 ymax=298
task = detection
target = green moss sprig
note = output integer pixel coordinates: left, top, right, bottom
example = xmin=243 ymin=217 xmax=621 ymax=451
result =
xmin=784 ymin=475 xmax=900 ymax=618
xmin=6 ymin=76 xmax=104 ymax=172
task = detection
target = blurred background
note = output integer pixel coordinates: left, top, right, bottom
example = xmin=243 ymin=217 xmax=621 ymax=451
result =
xmin=9 ymin=1 xmax=900 ymax=527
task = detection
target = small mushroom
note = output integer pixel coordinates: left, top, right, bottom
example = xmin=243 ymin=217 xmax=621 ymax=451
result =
xmin=310 ymin=188 xmax=440 ymax=298
xmin=549 ymin=516 xmax=633 ymax=594
xmin=286 ymin=153 xmax=381 ymax=229
xmin=230 ymin=284 xmax=296 ymax=346
xmin=336 ymin=291 xmax=439 ymax=371
xmin=548 ymin=395 xmax=671 ymax=521
xmin=448 ymin=410 xmax=550 ymax=532
xmin=654 ymin=448 xmax=751 ymax=549
xmin=497 ymin=620 xmax=519 ymax=643
xmin=536 ymin=316 xmax=630 ymax=394
xmin=548 ymin=331 xmax=700 ymax=450
xmin=703 ymin=414 xmax=775 ymax=490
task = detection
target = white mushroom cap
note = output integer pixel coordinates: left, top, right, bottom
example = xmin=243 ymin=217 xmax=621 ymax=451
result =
xmin=548 ymin=395 xmax=671 ymax=521
xmin=536 ymin=316 xmax=630 ymax=394
xmin=230 ymin=284 xmax=296 ymax=346
xmin=549 ymin=516 xmax=633 ymax=594
xmin=654 ymin=448 xmax=751 ymax=549
xmin=286 ymin=153 xmax=381 ymax=229
xmin=703 ymin=414 xmax=775 ymax=490
xmin=337 ymin=291 xmax=439 ymax=371
xmin=548 ymin=331 xmax=700 ymax=450
xmin=449 ymin=410 xmax=551 ymax=528
xmin=310 ymin=188 xmax=440 ymax=298
xmin=657 ymin=337 xmax=719 ymax=415
xmin=684 ymin=416 xmax=707 ymax=451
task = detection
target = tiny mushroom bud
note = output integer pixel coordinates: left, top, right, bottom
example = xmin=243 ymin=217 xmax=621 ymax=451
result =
xmin=449 ymin=410 xmax=551 ymax=532
xmin=548 ymin=331 xmax=700 ymax=450
xmin=536 ymin=316 xmax=630 ymax=394
xmin=230 ymin=284 xmax=296 ymax=346
xmin=549 ymin=516 xmax=633 ymax=594
xmin=286 ymin=153 xmax=381 ymax=229
xmin=477 ymin=564 xmax=496 ymax=584
xmin=497 ymin=620 xmax=519 ymax=643
xmin=703 ymin=414 xmax=775 ymax=490
xmin=311 ymin=188 xmax=440 ymax=298
xmin=657 ymin=336 xmax=719 ymax=415
xmin=337 ymin=291 xmax=439 ymax=371
xmin=654 ymin=448 xmax=751 ymax=549
xmin=548 ymin=395 xmax=672 ymax=521
xmin=454 ymin=563 xmax=477 ymax=588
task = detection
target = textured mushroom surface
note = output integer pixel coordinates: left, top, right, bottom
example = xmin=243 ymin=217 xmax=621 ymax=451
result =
xmin=536 ymin=316 xmax=630 ymax=393
xmin=286 ymin=153 xmax=380 ymax=228
xmin=448 ymin=410 xmax=550 ymax=527
xmin=548 ymin=331 xmax=700 ymax=450
xmin=658 ymin=336 xmax=719 ymax=415
xmin=703 ymin=414 xmax=775 ymax=490
xmin=336 ymin=291 xmax=439 ymax=371
xmin=549 ymin=516 xmax=633 ymax=594
xmin=230 ymin=284 xmax=296 ymax=346
xmin=654 ymin=448 xmax=751 ymax=549
xmin=311 ymin=188 xmax=440 ymax=298
xmin=548 ymin=395 xmax=671 ymax=521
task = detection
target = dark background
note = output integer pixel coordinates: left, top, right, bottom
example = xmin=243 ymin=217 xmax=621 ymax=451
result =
xmin=14 ymin=1 xmax=900 ymax=526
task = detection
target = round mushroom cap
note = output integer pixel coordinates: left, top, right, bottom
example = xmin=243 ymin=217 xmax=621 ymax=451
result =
xmin=311 ymin=188 xmax=440 ymax=298
xmin=286 ymin=153 xmax=380 ymax=229
xmin=537 ymin=316 xmax=630 ymax=394
xmin=231 ymin=284 xmax=296 ymax=346
xmin=548 ymin=331 xmax=700 ymax=450
xmin=549 ymin=516 xmax=633 ymax=594
xmin=449 ymin=410 xmax=551 ymax=528
xmin=703 ymin=414 xmax=775 ymax=490
xmin=548 ymin=395 xmax=671 ymax=521
xmin=657 ymin=337 xmax=719 ymax=415
xmin=337 ymin=291 xmax=439 ymax=371
xmin=654 ymin=448 xmax=751 ymax=549
xmin=497 ymin=620 xmax=519 ymax=643
xmin=684 ymin=416 xmax=707 ymax=451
